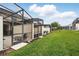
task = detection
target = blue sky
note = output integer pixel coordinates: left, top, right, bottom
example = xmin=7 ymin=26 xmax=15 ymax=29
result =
xmin=1 ymin=3 xmax=79 ymax=26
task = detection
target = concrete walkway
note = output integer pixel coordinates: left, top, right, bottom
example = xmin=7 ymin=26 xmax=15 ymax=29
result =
xmin=11 ymin=42 xmax=28 ymax=50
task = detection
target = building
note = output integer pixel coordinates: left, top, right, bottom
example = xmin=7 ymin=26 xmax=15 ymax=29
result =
xmin=0 ymin=4 xmax=51 ymax=52
xmin=62 ymin=24 xmax=72 ymax=30
xmin=72 ymin=18 xmax=79 ymax=30
xmin=32 ymin=18 xmax=44 ymax=39
xmin=62 ymin=18 xmax=79 ymax=30
xmin=42 ymin=24 xmax=51 ymax=35
xmin=0 ymin=4 xmax=33 ymax=51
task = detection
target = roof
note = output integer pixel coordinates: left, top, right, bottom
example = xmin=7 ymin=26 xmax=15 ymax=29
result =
xmin=0 ymin=7 xmax=33 ymax=23
xmin=0 ymin=8 xmax=22 ymax=19
xmin=43 ymin=24 xmax=51 ymax=26
xmin=0 ymin=4 xmax=32 ymax=20
xmin=3 ymin=19 xmax=32 ymax=25
xmin=32 ymin=18 xmax=43 ymax=21
xmin=38 ymin=24 xmax=51 ymax=27
xmin=73 ymin=18 xmax=79 ymax=24
xmin=39 ymin=24 xmax=51 ymax=26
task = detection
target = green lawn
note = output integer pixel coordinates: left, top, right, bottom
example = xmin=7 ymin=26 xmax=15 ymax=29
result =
xmin=8 ymin=30 xmax=79 ymax=56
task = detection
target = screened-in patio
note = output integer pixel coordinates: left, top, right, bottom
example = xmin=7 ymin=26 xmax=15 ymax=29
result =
xmin=0 ymin=3 xmax=33 ymax=49
xmin=32 ymin=18 xmax=44 ymax=38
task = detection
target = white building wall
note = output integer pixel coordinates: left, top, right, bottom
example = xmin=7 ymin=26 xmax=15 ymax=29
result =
xmin=42 ymin=26 xmax=51 ymax=35
xmin=3 ymin=36 xmax=12 ymax=49
xmin=0 ymin=16 xmax=3 ymax=51
xmin=32 ymin=23 xmax=34 ymax=39
xmin=76 ymin=23 xmax=79 ymax=30
xmin=14 ymin=25 xmax=22 ymax=34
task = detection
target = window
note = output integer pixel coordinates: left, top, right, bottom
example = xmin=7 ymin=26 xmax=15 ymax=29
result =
xmin=3 ymin=23 xmax=11 ymax=36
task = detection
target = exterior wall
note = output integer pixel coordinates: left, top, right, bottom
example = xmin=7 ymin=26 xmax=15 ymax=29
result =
xmin=3 ymin=36 xmax=12 ymax=49
xmin=0 ymin=8 xmax=34 ymax=50
xmin=24 ymin=23 xmax=32 ymax=42
xmin=32 ymin=23 xmax=34 ymax=39
xmin=72 ymin=23 xmax=79 ymax=30
xmin=34 ymin=27 xmax=38 ymax=34
xmin=75 ymin=23 xmax=79 ymax=30
xmin=38 ymin=26 xmax=42 ymax=37
xmin=13 ymin=23 xmax=33 ymax=42
xmin=42 ymin=26 xmax=51 ymax=35
xmin=0 ymin=16 xmax=3 ymax=51
xmin=34 ymin=25 xmax=40 ymax=38
xmin=33 ymin=22 xmax=38 ymax=35
xmin=13 ymin=34 xmax=22 ymax=44
xmin=33 ymin=19 xmax=43 ymax=38
xmin=13 ymin=25 xmax=22 ymax=34
xmin=38 ymin=26 xmax=42 ymax=33
xmin=34 ymin=25 xmax=42 ymax=38
xmin=3 ymin=22 xmax=33 ymax=49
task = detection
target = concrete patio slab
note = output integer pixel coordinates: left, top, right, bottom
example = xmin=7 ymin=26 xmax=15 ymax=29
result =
xmin=11 ymin=42 xmax=28 ymax=50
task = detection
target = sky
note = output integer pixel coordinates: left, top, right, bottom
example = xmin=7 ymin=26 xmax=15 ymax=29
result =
xmin=1 ymin=3 xmax=79 ymax=26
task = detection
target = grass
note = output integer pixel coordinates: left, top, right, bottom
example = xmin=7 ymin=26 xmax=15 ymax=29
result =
xmin=8 ymin=30 xmax=79 ymax=56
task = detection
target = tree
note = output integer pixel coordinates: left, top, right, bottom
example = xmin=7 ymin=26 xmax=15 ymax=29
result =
xmin=51 ymin=22 xmax=60 ymax=27
xmin=51 ymin=22 xmax=61 ymax=30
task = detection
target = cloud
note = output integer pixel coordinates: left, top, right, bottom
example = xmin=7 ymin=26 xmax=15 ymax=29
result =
xmin=29 ymin=4 xmax=58 ymax=16
xmin=29 ymin=4 xmax=56 ymax=13
xmin=52 ymin=11 xmax=77 ymax=19
xmin=29 ymin=4 xmax=78 ymax=25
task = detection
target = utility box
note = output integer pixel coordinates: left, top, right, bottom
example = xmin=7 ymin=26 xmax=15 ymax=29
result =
xmin=0 ymin=16 xmax=3 ymax=51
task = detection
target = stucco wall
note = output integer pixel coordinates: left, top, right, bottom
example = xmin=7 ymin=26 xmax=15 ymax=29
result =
xmin=32 ymin=23 xmax=34 ymax=39
xmin=13 ymin=25 xmax=22 ymax=34
xmin=3 ymin=36 xmax=12 ymax=49
xmin=34 ymin=27 xmax=38 ymax=34
xmin=75 ymin=23 xmax=79 ymax=30
xmin=13 ymin=23 xmax=33 ymax=42
xmin=0 ymin=16 xmax=3 ymax=51
xmin=24 ymin=23 xmax=32 ymax=42
xmin=42 ymin=26 xmax=51 ymax=35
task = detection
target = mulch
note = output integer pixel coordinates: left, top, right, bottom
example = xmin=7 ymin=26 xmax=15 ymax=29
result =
xmin=0 ymin=48 xmax=14 ymax=56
